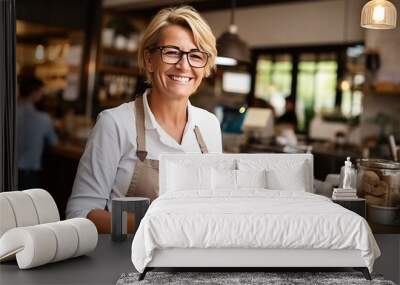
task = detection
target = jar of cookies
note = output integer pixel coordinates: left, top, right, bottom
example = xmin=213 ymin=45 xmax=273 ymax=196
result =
xmin=357 ymin=159 xmax=400 ymax=224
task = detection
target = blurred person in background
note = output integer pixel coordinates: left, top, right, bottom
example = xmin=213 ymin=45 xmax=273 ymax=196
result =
xmin=17 ymin=75 xmax=58 ymax=189
xmin=276 ymin=95 xmax=298 ymax=131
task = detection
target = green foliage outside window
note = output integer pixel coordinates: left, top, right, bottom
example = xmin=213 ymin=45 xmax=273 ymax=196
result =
xmin=255 ymin=53 xmax=338 ymax=132
xmin=255 ymin=56 xmax=292 ymax=116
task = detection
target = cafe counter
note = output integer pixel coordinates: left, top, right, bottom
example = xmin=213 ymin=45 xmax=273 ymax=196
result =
xmin=42 ymin=140 xmax=85 ymax=219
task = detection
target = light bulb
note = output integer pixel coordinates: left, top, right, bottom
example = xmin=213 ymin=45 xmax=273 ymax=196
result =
xmin=372 ymin=5 xmax=385 ymax=22
xmin=340 ymin=80 xmax=350 ymax=91
xmin=35 ymin=45 xmax=45 ymax=61
xmin=361 ymin=0 xmax=397 ymax=29
xmin=216 ymin=56 xmax=237 ymax=66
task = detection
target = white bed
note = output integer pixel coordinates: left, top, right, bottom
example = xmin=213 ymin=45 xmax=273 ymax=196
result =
xmin=131 ymin=154 xmax=380 ymax=280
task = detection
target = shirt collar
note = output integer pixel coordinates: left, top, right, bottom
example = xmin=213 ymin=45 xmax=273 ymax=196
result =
xmin=142 ymin=88 xmax=195 ymax=131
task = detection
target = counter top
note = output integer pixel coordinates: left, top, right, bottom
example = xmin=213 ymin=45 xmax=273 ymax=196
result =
xmin=0 ymin=235 xmax=134 ymax=285
xmin=241 ymin=142 xmax=361 ymax=157
xmin=52 ymin=141 xmax=85 ymax=160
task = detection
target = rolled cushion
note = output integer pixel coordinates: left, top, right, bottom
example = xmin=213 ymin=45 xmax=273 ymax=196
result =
xmin=0 ymin=191 xmax=39 ymax=227
xmin=0 ymin=218 xmax=98 ymax=269
xmin=24 ymin=189 xmax=59 ymax=224
xmin=42 ymin=222 xmax=79 ymax=262
xmin=0 ymin=196 xmax=17 ymax=237
xmin=65 ymin=218 xmax=98 ymax=257
xmin=0 ymin=226 xmax=57 ymax=268
xmin=0 ymin=189 xmax=60 ymax=239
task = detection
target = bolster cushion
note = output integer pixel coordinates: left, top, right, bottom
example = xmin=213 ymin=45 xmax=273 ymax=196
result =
xmin=0 ymin=189 xmax=60 ymax=237
xmin=0 ymin=218 xmax=98 ymax=269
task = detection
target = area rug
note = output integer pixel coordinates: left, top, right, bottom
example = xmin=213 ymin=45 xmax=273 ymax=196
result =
xmin=116 ymin=271 xmax=396 ymax=285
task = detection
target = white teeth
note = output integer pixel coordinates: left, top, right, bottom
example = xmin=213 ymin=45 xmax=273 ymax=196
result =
xmin=171 ymin=76 xmax=190 ymax=82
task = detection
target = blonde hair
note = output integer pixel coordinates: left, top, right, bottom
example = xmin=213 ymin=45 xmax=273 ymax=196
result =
xmin=138 ymin=6 xmax=217 ymax=83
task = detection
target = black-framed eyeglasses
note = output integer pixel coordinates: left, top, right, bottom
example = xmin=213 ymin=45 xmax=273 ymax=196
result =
xmin=148 ymin=45 xmax=209 ymax=68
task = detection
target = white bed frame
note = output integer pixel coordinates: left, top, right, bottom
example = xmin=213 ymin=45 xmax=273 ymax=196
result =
xmin=148 ymin=248 xmax=365 ymax=268
xmin=139 ymin=154 xmax=371 ymax=281
xmin=143 ymin=248 xmax=370 ymax=280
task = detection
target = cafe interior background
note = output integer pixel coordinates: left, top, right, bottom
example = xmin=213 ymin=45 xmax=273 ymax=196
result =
xmin=1 ymin=0 xmax=399 ymax=281
xmin=0 ymin=0 xmax=394 ymax=240
xmin=9 ymin=0 xmax=400 ymax=219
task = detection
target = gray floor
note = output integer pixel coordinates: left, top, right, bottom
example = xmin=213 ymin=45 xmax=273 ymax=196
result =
xmin=373 ymin=234 xmax=400 ymax=284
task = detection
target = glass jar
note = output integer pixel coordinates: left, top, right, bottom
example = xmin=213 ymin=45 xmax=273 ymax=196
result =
xmin=357 ymin=159 xmax=400 ymax=207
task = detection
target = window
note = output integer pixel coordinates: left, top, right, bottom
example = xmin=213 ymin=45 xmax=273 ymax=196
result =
xmin=341 ymin=45 xmax=365 ymax=118
xmin=252 ymin=44 xmax=363 ymax=132
xmin=296 ymin=53 xmax=337 ymax=130
xmin=255 ymin=54 xmax=292 ymax=116
xmin=223 ymin=72 xmax=251 ymax=94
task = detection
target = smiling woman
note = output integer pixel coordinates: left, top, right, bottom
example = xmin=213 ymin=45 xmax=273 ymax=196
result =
xmin=66 ymin=6 xmax=222 ymax=233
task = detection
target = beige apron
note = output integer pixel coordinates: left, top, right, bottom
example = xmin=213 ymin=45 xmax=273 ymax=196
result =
xmin=126 ymin=96 xmax=209 ymax=200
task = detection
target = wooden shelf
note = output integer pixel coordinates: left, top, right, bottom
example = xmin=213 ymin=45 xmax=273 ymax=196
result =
xmin=102 ymin=47 xmax=137 ymax=58
xmin=99 ymin=97 xmax=129 ymax=108
xmin=367 ymin=88 xmax=400 ymax=96
xmin=368 ymin=83 xmax=400 ymax=96
xmin=372 ymin=90 xmax=400 ymax=96
xmin=99 ymin=65 xmax=139 ymax=76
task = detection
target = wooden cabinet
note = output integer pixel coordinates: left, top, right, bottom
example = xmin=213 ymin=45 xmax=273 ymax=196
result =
xmin=95 ymin=13 xmax=148 ymax=111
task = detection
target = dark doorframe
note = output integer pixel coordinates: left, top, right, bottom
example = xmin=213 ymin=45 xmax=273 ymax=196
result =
xmin=0 ymin=0 xmax=17 ymax=192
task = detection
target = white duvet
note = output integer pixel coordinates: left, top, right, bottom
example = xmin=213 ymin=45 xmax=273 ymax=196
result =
xmin=131 ymin=190 xmax=380 ymax=273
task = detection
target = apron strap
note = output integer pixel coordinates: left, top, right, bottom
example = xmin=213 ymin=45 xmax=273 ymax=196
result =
xmin=135 ymin=95 xmax=209 ymax=157
xmin=194 ymin=125 xmax=209 ymax=154
xmin=134 ymin=97 xmax=147 ymax=161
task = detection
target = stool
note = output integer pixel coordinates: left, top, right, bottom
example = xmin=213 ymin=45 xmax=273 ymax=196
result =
xmin=111 ymin=197 xmax=150 ymax=242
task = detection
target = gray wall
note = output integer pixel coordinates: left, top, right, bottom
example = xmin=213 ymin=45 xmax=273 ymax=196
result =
xmin=202 ymin=0 xmax=365 ymax=47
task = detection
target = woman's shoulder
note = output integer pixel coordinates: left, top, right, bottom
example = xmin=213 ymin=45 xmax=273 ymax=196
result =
xmin=190 ymin=105 xmax=219 ymax=125
xmin=97 ymin=101 xmax=135 ymax=126
xmin=91 ymin=102 xmax=137 ymax=144
xmin=89 ymin=101 xmax=136 ymax=149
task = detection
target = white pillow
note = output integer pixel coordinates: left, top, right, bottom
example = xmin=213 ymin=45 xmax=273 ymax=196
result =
xmin=238 ymin=159 xmax=309 ymax=191
xmin=267 ymin=162 xmax=307 ymax=191
xmin=212 ymin=168 xmax=237 ymax=190
xmin=167 ymin=163 xmax=212 ymax=192
xmin=236 ymin=169 xmax=268 ymax=189
xmin=211 ymin=168 xmax=268 ymax=191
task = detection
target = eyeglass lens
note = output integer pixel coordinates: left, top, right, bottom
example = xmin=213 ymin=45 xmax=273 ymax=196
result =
xmin=161 ymin=46 xmax=208 ymax=68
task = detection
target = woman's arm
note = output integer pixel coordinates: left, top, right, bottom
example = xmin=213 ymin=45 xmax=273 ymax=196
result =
xmin=66 ymin=111 xmax=123 ymax=221
xmin=87 ymin=209 xmax=136 ymax=234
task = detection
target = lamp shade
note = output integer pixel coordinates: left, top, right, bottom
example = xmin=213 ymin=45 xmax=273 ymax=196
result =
xmin=217 ymin=25 xmax=250 ymax=65
xmin=361 ymin=0 xmax=397 ymax=29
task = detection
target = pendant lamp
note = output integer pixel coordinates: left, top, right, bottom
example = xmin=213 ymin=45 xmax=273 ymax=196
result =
xmin=216 ymin=0 xmax=250 ymax=66
xmin=361 ymin=0 xmax=397 ymax=29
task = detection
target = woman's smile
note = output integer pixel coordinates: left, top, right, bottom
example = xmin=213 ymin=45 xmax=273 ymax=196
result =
xmin=167 ymin=75 xmax=193 ymax=84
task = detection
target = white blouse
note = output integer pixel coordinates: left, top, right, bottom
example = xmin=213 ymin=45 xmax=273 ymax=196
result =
xmin=66 ymin=90 xmax=223 ymax=219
